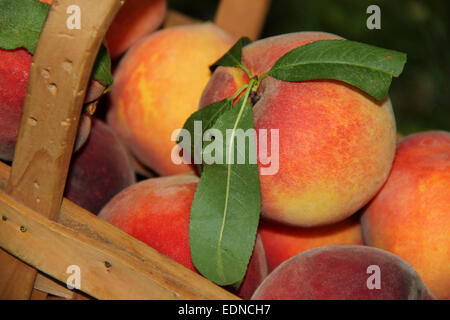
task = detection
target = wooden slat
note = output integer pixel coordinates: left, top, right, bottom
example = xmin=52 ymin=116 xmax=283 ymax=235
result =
xmin=0 ymin=249 xmax=36 ymax=299
xmin=34 ymin=273 xmax=75 ymax=299
xmin=33 ymin=272 xmax=92 ymax=300
xmin=214 ymin=0 xmax=271 ymax=40
xmin=0 ymin=0 xmax=123 ymax=300
xmin=0 ymin=161 xmax=239 ymax=300
xmin=30 ymin=288 xmax=48 ymax=300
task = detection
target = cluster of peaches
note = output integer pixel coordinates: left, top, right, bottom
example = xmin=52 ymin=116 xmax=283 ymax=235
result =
xmin=0 ymin=0 xmax=448 ymax=300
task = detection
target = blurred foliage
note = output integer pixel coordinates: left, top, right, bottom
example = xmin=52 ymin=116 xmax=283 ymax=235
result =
xmin=168 ymin=0 xmax=449 ymax=134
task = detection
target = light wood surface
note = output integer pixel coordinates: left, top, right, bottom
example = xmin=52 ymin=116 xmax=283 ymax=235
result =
xmin=0 ymin=161 xmax=239 ymax=300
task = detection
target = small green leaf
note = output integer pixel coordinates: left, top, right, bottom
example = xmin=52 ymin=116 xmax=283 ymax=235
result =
xmin=210 ymin=37 xmax=251 ymax=74
xmin=189 ymin=87 xmax=261 ymax=286
xmin=178 ymin=98 xmax=233 ymax=170
xmin=269 ymin=40 xmax=407 ymax=101
xmin=0 ymin=0 xmax=113 ymax=87
xmin=92 ymin=44 xmax=113 ymax=87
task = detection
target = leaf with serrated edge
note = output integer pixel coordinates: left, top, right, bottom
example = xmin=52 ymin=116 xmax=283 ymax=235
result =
xmin=210 ymin=37 xmax=251 ymax=72
xmin=189 ymin=91 xmax=261 ymax=286
xmin=269 ymin=40 xmax=407 ymax=100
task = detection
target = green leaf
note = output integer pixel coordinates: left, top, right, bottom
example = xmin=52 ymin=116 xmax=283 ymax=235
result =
xmin=92 ymin=44 xmax=113 ymax=87
xmin=0 ymin=0 xmax=50 ymax=54
xmin=189 ymin=88 xmax=261 ymax=286
xmin=0 ymin=0 xmax=113 ymax=87
xmin=269 ymin=40 xmax=407 ymax=101
xmin=178 ymin=98 xmax=233 ymax=171
xmin=210 ymin=37 xmax=251 ymax=74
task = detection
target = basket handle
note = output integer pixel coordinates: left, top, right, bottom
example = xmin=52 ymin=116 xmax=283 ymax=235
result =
xmin=0 ymin=0 xmax=122 ymax=299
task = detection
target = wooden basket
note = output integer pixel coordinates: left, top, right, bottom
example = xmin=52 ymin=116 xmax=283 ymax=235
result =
xmin=0 ymin=0 xmax=270 ymax=300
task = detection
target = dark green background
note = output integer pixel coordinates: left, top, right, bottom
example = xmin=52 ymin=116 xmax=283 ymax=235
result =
xmin=168 ymin=0 xmax=449 ymax=134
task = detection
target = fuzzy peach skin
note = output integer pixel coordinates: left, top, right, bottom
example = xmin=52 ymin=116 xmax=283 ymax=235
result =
xmin=362 ymin=131 xmax=450 ymax=300
xmin=0 ymin=47 xmax=104 ymax=160
xmin=251 ymin=245 xmax=435 ymax=300
xmin=106 ymin=0 xmax=167 ymax=58
xmin=260 ymin=215 xmax=363 ymax=272
xmin=98 ymin=175 xmax=268 ymax=299
xmin=64 ymin=120 xmax=135 ymax=215
xmin=107 ymin=23 xmax=236 ymax=176
xmin=200 ymin=32 xmax=397 ymax=227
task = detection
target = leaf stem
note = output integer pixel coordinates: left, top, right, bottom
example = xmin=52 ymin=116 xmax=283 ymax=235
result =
xmin=252 ymin=71 xmax=270 ymax=93
xmin=231 ymin=83 xmax=249 ymax=101
xmin=240 ymin=64 xmax=253 ymax=79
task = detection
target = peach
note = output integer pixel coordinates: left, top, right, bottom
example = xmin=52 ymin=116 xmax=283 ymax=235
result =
xmin=251 ymin=245 xmax=435 ymax=300
xmin=0 ymin=47 xmax=105 ymax=161
xmin=362 ymin=131 xmax=450 ymax=300
xmin=98 ymin=175 xmax=268 ymax=299
xmin=259 ymin=215 xmax=363 ymax=272
xmin=106 ymin=0 xmax=167 ymax=58
xmin=200 ymin=32 xmax=397 ymax=227
xmin=64 ymin=119 xmax=135 ymax=214
xmin=107 ymin=23 xmax=236 ymax=176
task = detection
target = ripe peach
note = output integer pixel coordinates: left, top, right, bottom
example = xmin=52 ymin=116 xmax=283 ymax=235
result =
xmin=107 ymin=23 xmax=236 ymax=176
xmin=362 ymin=131 xmax=450 ymax=300
xmin=106 ymin=0 xmax=167 ymax=58
xmin=0 ymin=47 xmax=105 ymax=160
xmin=200 ymin=32 xmax=397 ymax=227
xmin=64 ymin=119 xmax=135 ymax=214
xmin=98 ymin=175 xmax=268 ymax=299
xmin=259 ymin=215 xmax=363 ymax=272
xmin=251 ymin=245 xmax=435 ymax=300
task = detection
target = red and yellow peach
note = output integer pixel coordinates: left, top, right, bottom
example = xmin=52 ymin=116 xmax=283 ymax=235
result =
xmin=108 ymin=23 xmax=236 ymax=176
xmin=200 ymin=32 xmax=397 ymax=227
xmin=259 ymin=215 xmax=363 ymax=272
xmin=98 ymin=175 xmax=268 ymax=299
xmin=362 ymin=131 xmax=450 ymax=299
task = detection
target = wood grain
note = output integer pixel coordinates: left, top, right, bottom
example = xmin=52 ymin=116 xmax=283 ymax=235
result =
xmin=0 ymin=161 xmax=239 ymax=300
xmin=30 ymin=288 xmax=48 ymax=300
xmin=0 ymin=249 xmax=36 ymax=299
